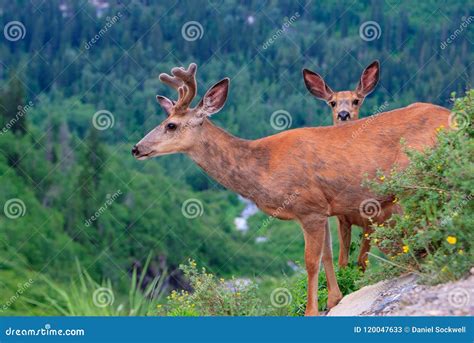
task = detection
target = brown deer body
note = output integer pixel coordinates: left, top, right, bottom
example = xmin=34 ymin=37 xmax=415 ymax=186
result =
xmin=132 ymin=63 xmax=450 ymax=315
xmin=303 ymin=61 xmax=382 ymax=270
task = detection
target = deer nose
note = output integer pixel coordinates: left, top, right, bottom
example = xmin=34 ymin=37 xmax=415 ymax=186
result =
xmin=131 ymin=145 xmax=140 ymax=156
xmin=338 ymin=111 xmax=350 ymax=121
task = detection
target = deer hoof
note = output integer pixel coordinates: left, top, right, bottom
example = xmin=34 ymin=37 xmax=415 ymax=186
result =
xmin=327 ymin=292 xmax=343 ymax=309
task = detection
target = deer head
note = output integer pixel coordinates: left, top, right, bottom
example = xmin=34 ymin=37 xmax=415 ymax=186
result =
xmin=132 ymin=63 xmax=229 ymax=159
xmin=303 ymin=60 xmax=380 ymax=124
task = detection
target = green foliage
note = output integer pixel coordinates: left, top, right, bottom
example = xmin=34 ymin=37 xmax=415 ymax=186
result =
xmin=23 ymin=256 xmax=164 ymax=316
xmin=282 ymin=265 xmax=363 ymax=315
xmin=364 ymin=91 xmax=474 ymax=284
xmin=159 ymin=260 xmax=266 ymax=316
xmin=0 ymin=74 xmax=27 ymax=134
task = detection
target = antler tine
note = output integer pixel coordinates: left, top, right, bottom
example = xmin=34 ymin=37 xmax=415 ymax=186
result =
xmin=171 ymin=63 xmax=197 ymax=109
xmin=159 ymin=72 xmax=183 ymax=90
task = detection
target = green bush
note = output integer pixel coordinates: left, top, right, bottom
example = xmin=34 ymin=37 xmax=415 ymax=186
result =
xmin=282 ymin=265 xmax=362 ymax=315
xmin=159 ymin=260 xmax=266 ymax=316
xmin=364 ymin=90 xmax=473 ymax=284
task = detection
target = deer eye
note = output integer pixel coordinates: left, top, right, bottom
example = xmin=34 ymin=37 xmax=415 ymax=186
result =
xmin=166 ymin=123 xmax=177 ymax=131
xmin=330 ymin=101 xmax=336 ymax=107
xmin=352 ymin=99 xmax=360 ymax=106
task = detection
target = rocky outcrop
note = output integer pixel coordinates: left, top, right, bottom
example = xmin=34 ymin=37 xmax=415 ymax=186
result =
xmin=328 ymin=271 xmax=474 ymax=316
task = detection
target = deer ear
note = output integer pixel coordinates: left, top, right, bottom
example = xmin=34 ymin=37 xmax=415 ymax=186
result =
xmin=356 ymin=60 xmax=380 ymax=97
xmin=197 ymin=78 xmax=229 ymax=116
xmin=156 ymin=95 xmax=174 ymax=116
xmin=303 ymin=69 xmax=334 ymax=101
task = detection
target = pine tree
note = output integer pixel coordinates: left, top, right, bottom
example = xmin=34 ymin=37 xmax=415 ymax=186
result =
xmin=76 ymin=127 xmax=106 ymax=239
xmin=0 ymin=75 xmax=27 ymax=135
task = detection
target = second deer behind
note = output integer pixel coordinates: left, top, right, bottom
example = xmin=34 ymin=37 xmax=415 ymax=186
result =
xmin=303 ymin=60 xmax=380 ymax=270
xmin=303 ymin=60 xmax=380 ymax=124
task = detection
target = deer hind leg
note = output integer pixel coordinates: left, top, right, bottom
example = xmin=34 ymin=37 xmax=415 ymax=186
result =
xmin=322 ymin=221 xmax=343 ymax=309
xmin=336 ymin=216 xmax=352 ymax=268
xmin=301 ymin=215 xmax=340 ymax=316
xmin=357 ymin=226 xmax=373 ymax=271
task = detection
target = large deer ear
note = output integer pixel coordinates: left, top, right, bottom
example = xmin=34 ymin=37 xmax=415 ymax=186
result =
xmin=303 ymin=69 xmax=334 ymax=101
xmin=156 ymin=95 xmax=174 ymax=116
xmin=197 ymin=78 xmax=229 ymax=116
xmin=356 ymin=60 xmax=380 ymax=97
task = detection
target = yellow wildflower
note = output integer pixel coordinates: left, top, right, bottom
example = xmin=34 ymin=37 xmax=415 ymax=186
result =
xmin=436 ymin=125 xmax=444 ymax=132
xmin=364 ymin=233 xmax=369 ymax=238
xmin=379 ymin=175 xmax=385 ymax=181
xmin=220 ymin=278 xmax=225 ymax=283
xmin=446 ymin=236 xmax=457 ymax=245
xmin=402 ymin=245 xmax=409 ymax=253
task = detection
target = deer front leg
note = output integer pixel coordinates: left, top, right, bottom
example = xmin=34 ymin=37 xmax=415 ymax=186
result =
xmin=322 ymin=221 xmax=343 ymax=309
xmin=336 ymin=216 xmax=352 ymax=268
xmin=301 ymin=215 xmax=339 ymax=316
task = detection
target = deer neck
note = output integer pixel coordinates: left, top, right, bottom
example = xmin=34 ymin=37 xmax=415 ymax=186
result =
xmin=187 ymin=119 xmax=268 ymax=201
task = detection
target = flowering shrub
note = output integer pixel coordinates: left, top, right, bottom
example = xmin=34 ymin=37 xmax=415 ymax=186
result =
xmin=158 ymin=260 xmax=266 ymax=316
xmin=364 ymin=91 xmax=473 ymax=284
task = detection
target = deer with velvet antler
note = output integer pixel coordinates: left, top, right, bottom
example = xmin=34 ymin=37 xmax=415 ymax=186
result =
xmin=132 ymin=63 xmax=450 ymax=315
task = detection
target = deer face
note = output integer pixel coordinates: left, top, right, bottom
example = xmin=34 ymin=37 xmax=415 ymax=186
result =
xmin=326 ymin=91 xmax=363 ymax=123
xmin=132 ymin=64 xmax=229 ymax=160
xmin=303 ymin=60 xmax=380 ymax=125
